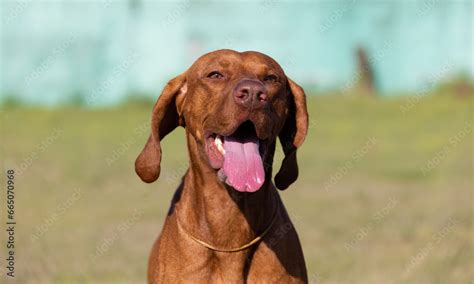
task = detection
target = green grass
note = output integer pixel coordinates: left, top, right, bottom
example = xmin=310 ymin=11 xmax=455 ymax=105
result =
xmin=1 ymin=94 xmax=472 ymax=283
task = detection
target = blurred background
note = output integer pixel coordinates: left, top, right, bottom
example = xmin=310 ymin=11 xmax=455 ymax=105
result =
xmin=1 ymin=0 xmax=473 ymax=283
xmin=1 ymin=0 xmax=473 ymax=104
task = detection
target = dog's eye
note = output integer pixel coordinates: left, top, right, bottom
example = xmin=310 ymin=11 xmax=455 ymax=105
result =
xmin=263 ymin=74 xmax=278 ymax=83
xmin=207 ymin=71 xmax=224 ymax=79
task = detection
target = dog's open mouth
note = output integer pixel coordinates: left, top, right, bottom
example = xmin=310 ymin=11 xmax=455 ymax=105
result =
xmin=205 ymin=121 xmax=265 ymax=192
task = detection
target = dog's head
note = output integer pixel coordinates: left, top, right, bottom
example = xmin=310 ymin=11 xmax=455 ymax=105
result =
xmin=135 ymin=49 xmax=308 ymax=192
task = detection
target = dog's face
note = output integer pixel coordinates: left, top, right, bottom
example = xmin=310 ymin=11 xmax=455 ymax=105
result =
xmin=136 ymin=49 xmax=308 ymax=192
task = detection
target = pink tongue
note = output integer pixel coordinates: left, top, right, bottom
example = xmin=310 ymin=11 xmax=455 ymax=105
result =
xmin=223 ymin=137 xmax=265 ymax=192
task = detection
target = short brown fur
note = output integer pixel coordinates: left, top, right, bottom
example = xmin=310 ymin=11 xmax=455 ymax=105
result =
xmin=136 ymin=49 xmax=309 ymax=283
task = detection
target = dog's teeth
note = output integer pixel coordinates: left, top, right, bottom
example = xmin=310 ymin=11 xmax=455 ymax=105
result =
xmin=214 ymin=136 xmax=222 ymax=146
xmin=217 ymin=144 xmax=225 ymax=155
xmin=214 ymin=136 xmax=225 ymax=155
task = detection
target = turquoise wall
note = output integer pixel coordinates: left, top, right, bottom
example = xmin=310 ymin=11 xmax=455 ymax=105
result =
xmin=1 ymin=0 xmax=472 ymax=105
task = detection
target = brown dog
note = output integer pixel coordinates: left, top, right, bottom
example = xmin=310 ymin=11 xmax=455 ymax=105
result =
xmin=136 ymin=49 xmax=308 ymax=283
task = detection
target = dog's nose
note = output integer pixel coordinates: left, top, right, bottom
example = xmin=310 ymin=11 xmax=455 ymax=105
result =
xmin=233 ymin=79 xmax=268 ymax=109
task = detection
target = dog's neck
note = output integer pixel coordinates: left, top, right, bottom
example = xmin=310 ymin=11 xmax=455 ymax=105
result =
xmin=173 ymin=133 xmax=278 ymax=249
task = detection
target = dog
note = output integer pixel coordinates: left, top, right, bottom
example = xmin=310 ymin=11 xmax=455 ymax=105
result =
xmin=136 ymin=49 xmax=308 ymax=283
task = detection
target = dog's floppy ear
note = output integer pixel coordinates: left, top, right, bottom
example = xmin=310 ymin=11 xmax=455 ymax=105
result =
xmin=274 ymin=78 xmax=308 ymax=190
xmin=135 ymin=73 xmax=187 ymax=183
